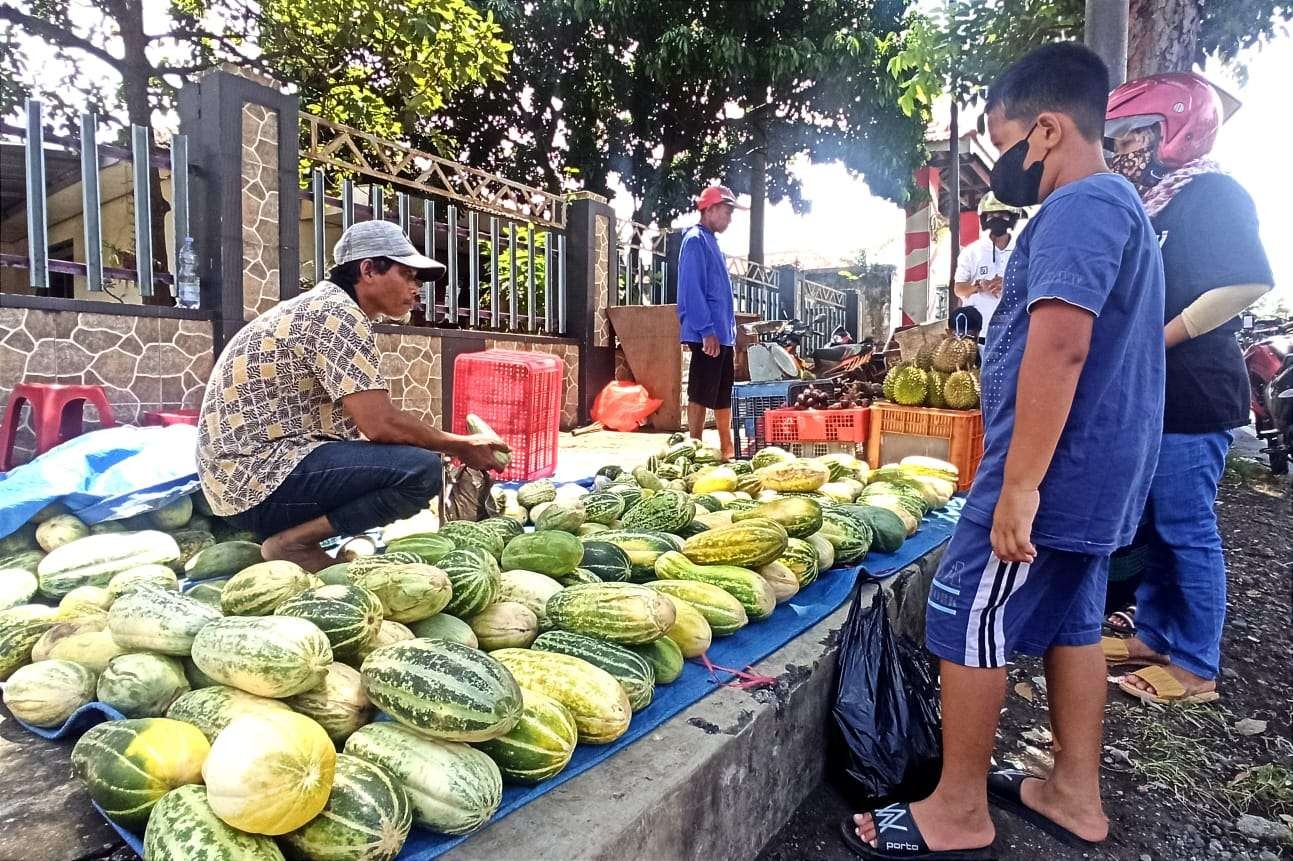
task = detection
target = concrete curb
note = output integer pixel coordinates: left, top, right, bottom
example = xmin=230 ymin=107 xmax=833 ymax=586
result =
xmin=446 ymin=542 xmax=947 ymax=861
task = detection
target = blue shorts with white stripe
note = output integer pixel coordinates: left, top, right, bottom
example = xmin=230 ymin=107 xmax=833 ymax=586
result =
xmin=925 ymin=519 xmax=1108 ymax=669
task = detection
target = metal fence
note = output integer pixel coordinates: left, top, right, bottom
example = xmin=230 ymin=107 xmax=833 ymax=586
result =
xmin=729 ymin=257 xmax=782 ymax=321
xmin=1 ymin=99 xmax=190 ymax=302
xmin=302 ymin=114 xmax=567 ymax=335
xmin=797 ymin=277 xmax=847 ymax=353
xmin=615 ymin=219 xmax=669 ymax=306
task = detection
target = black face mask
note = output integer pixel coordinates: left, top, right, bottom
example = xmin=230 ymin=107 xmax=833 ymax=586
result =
xmin=990 ymin=122 xmax=1047 ymax=207
xmin=983 ymin=216 xmax=1014 ymax=238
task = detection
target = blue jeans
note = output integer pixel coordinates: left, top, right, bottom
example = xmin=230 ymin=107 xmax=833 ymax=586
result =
xmin=1133 ymin=431 xmax=1232 ymax=680
xmin=227 ymin=441 xmax=442 ymax=540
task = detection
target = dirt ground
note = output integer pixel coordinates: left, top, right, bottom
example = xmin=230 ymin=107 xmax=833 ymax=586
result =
xmin=760 ymin=458 xmax=1293 ymax=861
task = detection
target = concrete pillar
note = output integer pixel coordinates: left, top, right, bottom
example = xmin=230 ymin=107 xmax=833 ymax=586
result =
xmin=178 ymin=67 xmax=300 ymax=352
xmin=565 ymin=192 xmax=618 ymax=424
xmin=664 ymin=229 xmax=683 ymax=304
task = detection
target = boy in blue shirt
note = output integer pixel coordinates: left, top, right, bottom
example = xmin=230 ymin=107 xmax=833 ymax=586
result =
xmin=844 ymin=43 xmax=1165 ymax=858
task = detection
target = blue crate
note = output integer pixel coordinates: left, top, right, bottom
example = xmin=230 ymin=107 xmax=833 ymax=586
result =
xmin=732 ymin=380 xmax=794 ymax=458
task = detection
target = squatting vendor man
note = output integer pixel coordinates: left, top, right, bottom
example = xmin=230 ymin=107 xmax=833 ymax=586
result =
xmin=196 ymin=220 xmax=507 ymax=572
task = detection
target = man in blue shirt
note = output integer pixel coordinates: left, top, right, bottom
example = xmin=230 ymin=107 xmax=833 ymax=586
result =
xmin=677 ymin=185 xmax=743 ymax=460
xmin=845 ymin=44 xmax=1165 ymax=859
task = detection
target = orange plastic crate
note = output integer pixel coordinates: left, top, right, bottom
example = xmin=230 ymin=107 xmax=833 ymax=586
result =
xmin=762 ymin=407 xmax=871 ymax=445
xmin=866 ymin=403 xmax=984 ymax=491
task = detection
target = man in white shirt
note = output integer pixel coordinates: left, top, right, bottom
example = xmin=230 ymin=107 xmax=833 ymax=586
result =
xmin=954 ymin=193 xmax=1027 ymax=339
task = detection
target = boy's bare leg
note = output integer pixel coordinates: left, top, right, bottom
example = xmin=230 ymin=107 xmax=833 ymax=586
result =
xmin=261 ymin=514 xmax=336 ymax=572
xmin=687 ymin=402 xmax=708 ymax=441
xmin=715 ymin=407 xmax=734 ymax=460
xmin=853 ymin=661 xmax=1000 ymax=850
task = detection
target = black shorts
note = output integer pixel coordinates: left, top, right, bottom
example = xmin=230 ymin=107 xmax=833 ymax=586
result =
xmin=685 ymin=342 xmax=735 ymax=410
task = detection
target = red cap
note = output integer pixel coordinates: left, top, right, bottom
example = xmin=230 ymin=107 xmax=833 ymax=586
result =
xmin=697 ymin=185 xmax=747 ymax=211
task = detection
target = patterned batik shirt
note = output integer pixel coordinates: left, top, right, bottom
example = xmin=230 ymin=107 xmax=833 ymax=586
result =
xmin=197 ymin=282 xmax=387 ymax=516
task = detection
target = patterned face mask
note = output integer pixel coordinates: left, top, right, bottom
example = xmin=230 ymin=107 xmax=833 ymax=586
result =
xmin=1110 ymin=147 xmax=1155 ymax=193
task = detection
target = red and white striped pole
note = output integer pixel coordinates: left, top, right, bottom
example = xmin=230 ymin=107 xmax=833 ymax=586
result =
xmin=902 ymin=167 xmax=939 ymax=323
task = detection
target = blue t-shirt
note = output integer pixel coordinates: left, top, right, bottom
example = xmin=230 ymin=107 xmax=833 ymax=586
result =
xmin=677 ymin=225 xmax=736 ymax=346
xmin=963 ymin=173 xmax=1166 ymax=556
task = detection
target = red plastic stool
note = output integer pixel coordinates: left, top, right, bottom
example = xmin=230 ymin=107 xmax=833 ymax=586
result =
xmin=0 ymin=383 xmax=117 ymax=471
xmin=142 ymin=409 xmax=200 ymax=427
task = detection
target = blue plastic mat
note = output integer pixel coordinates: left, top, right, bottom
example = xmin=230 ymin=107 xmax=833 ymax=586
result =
xmin=9 ymin=701 xmax=124 ymax=740
xmin=86 ymin=499 xmax=961 ymax=860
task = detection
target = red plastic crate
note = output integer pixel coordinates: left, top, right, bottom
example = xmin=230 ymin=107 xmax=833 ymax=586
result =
xmin=452 ymin=349 xmax=563 ymax=481
xmin=866 ymin=403 xmax=984 ymax=491
xmin=761 ymin=407 xmax=871 ymax=445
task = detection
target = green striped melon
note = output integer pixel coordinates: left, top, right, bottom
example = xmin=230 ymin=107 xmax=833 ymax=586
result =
xmin=384 ymin=534 xmax=456 ymax=566
xmin=647 ymin=580 xmax=748 ymax=636
xmin=473 ymin=686 xmax=577 ymax=784
xmin=316 ymin=562 xmax=354 ymax=586
xmin=545 ymin=583 xmax=676 ymax=645
xmin=107 ymin=587 xmax=222 ymax=655
xmin=582 ymin=492 xmax=625 ymax=526
xmin=436 ymin=521 xmax=505 ymax=561
xmin=475 ymin=517 xmax=525 ymax=545
xmin=351 ymin=564 xmax=452 ymax=623
xmin=143 ymin=784 xmax=285 ymax=860
xmin=618 ymin=489 xmax=696 ymax=533
xmin=354 ymin=619 xmax=417 ymax=663
xmin=183 ymin=540 xmax=264 ymax=581
xmin=531 ymin=630 xmax=655 ymax=712
xmin=203 ymin=710 xmax=335 ymax=835
xmin=806 ymin=532 xmax=836 ymax=570
xmin=500 ymin=531 xmax=583 ymax=578
xmin=819 ymin=508 xmax=874 ymax=564
xmin=32 ymin=615 xmax=106 ymax=662
xmin=165 ymin=685 xmax=291 ymax=741
xmin=347 ymin=552 xmax=423 ymax=577
xmin=0 ymin=565 xmax=38 ymax=611
xmin=280 ymin=753 xmax=413 ymax=861
xmin=779 ymin=537 xmax=821 ymax=588
xmin=186 ymin=581 xmax=225 ymax=609
xmin=359 ymin=639 xmax=523 ymax=742
xmin=578 ymin=541 xmax=632 ymax=583
xmin=275 ymin=584 xmax=384 ymax=661
xmin=629 ymin=636 xmax=684 ymax=684
xmin=48 ymin=629 xmax=127 ymax=673
xmin=36 ymin=531 xmax=181 ymax=599
xmin=515 ymin=479 xmax=556 ymax=508
xmin=490 ymin=648 xmax=631 ymax=744
xmin=3 ymin=659 xmax=96 ymax=727
xmin=580 ymin=530 xmax=682 ymax=580
xmin=169 ymin=529 xmax=217 ymax=573
xmin=468 ymin=601 xmax=539 ymax=650
xmin=437 ymin=548 xmax=500 ymax=618
xmin=0 ymin=603 xmax=58 ymax=680
xmin=71 ymin=718 xmax=211 ymax=829
xmin=34 ymin=513 xmax=86 ymax=551
xmin=344 ymin=722 xmax=503 ymax=835
xmin=98 ymin=653 xmax=190 ymax=718
xmin=730 ymin=496 xmax=823 ymax=539
xmin=191 ymin=616 xmax=333 ymax=698
xmin=844 ymin=505 xmax=907 ymax=554
xmin=407 ymin=614 xmax=478 ymax=649
xmin=534 ymin=500 xmax=586 ymax=534
xmin=496 ymin=570 xmax=564 ymax=627
xmin=149 ymin=495 xmax=193 ymax=530
xmin=284 ymin=661 xmax=375 ymax=744
xmin=654 ymin=551 xmax=777 ymax=620
xmin=220 ymin=560 xmax=315 ymax=615
xmin=59 ymin=584 xmax=114 ymax=613
xmin=106 ymin=564 xmax=179 ymax=599
xmin=183 ymin=656 xmax=223 ymax=689
xmin=556 ymin=568 xmax=601 ymax=587
xmin=680 ymin=518 xmax=788 ymax=568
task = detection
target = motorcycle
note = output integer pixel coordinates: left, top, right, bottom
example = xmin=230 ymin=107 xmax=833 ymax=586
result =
xmin=744 ymin=317 xmax=877 ymax=382
xmin=1241 ymin=316 xmax=1293 ymax=475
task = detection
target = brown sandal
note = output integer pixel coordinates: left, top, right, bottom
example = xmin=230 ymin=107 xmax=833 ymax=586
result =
xmin=1118 ymin=665 xmax=1220 ymax=705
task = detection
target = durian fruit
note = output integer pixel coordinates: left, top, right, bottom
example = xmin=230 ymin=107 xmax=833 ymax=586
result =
xmin=915 ymin=344 xmax=935 ymax=371
xmin=926 ymin=371 xmax=949 ymax=408
xmin=944 ymin=370 xmax=980 ymax=410
xmin=882 ymin=362 xmax=910 ymax=401
xmin=956 ymin=337 xmax=980 ymax=370
xmin=892 ymin=366 xmax=930 ymax=406
xmin=931 ymin=337 xmax=961 ymax=373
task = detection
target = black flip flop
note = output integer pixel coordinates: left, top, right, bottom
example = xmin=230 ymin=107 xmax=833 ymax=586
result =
xmin=986 ymin=769 xmax=1103 ymax=848
xmin=837 ymin=805 xmax=996 ymax=860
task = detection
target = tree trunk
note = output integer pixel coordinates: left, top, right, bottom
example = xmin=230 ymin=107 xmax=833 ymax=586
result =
xmin=1127 ymin=0 xmax=1202 ymax=78
xmin=748 ymin=106 xmax=767 ymax=265
xmin=115 ymin=0 xmax=174 ymax=306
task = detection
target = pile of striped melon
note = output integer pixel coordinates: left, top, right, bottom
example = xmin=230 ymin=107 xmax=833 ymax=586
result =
xmin=0 ymin=445 xmax=956 ymax=861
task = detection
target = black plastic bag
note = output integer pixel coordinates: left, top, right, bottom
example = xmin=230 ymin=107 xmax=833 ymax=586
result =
xmin=830 ymin=582 xmax=942 ymax=806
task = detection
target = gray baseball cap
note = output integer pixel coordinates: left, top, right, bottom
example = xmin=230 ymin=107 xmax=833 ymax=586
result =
xmin=333 ymin=219 xmax=446 ymax=281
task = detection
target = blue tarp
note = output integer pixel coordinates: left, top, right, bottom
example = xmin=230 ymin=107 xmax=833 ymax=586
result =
xmin=83 ymin=500 xmax=961 ymax=860
xmin=0 ymin=425 xmax=200 ymax=538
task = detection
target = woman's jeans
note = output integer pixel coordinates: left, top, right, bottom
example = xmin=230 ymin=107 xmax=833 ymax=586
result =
xmin=1134 ymin=430 xmax=1233 ymax=681
xmin=227 ymin=441 xmax=442 ymax=540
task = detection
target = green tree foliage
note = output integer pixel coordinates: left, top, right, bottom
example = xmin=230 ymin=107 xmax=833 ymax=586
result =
xmin=433 ymin=0 xmax=930 ymax=230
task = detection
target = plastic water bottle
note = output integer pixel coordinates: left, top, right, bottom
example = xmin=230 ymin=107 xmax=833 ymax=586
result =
xmin=176 ymin=237 xmax=200 ymax=309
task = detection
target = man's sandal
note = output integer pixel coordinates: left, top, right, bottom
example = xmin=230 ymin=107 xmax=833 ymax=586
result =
xmin=1100 ymin=636 xmax=1161 ymax=668
xmin=1118 ymin=665 xmax=1220 ymax=705
xmin=837 ymin=805 xmax=995 ymax=860
xmin=986 ymin=769 xmax=1103 ymax=848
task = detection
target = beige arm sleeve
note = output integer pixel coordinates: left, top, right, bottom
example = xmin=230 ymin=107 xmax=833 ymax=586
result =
xmin=1179 ymin=283 xmax=1273 ymax=339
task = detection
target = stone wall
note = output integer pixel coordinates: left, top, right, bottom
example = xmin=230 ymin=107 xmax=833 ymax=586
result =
xmin=374 ymin=331 xmax=443 ymax=429
xmin=0 ymin=306 xmax=213 ymax=465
